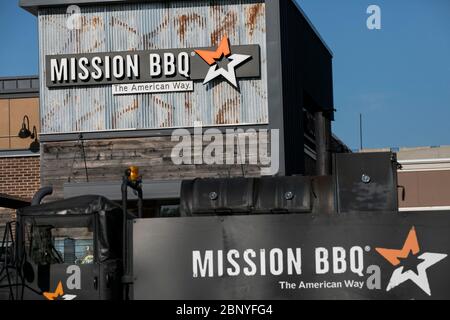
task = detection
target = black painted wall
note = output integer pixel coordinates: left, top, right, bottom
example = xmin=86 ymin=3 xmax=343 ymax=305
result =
xmin=279 ymin=0 xmax=334 ymax=176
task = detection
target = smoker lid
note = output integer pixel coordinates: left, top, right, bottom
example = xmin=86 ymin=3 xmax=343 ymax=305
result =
xmin=17 ymin=195 xmax=121 ymax=217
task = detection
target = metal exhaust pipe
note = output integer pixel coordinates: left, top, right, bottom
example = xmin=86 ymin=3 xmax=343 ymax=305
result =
xmin=31 ymin=187 xmax=53 ymax=206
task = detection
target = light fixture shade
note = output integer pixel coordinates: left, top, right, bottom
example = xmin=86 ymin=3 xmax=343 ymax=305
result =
xmin=18 ymin=124 xmax=31 ymax=139
xmin=29 ymin=126 xmax=40 ymax=152
xmin=18 ymin=115 xmax=32 ymax=139
xmin=29 ymin=139 xmax=40 ymax=153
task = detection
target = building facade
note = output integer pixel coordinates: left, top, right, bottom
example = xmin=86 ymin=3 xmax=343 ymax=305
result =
xmin=0 ymin=76 xmax=41 ymax=231
xmin=397 ymin=146 xmax=450 ymax=211
xmin=363 ymin=146 xmax=450 ymax=212
xmin=18 ymin=0 xmax=339 ymax=216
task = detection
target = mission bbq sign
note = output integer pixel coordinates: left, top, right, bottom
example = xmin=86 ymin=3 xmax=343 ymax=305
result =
xmin=133 ymin=212 xmax=450 ymax=300
xmin=46 ymin=37 xmax=261 ymax=94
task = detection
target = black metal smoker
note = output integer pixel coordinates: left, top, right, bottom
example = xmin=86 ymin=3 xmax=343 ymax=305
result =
xmin=0 ymin=152 xmax=400 ymax=300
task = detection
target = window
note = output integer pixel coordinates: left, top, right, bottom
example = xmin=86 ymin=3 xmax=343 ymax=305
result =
xmin=159 ymin=205 xmax=181 ymax=218
xmin=24 ymin=216 xmax=94 ymax=265
xmin=0 ymin=97 xmax=40 ymax=151
xmin=140 ymin=200 xmax=181 ymax=218
xmin=52 ymin=227 xmax=94 ymax=265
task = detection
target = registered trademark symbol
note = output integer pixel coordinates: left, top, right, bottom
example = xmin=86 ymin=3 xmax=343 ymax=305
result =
xmin=365 ymin=246 xmax=371 ymax=252
xmin=191 ymin=51 xmax=196 ymax=57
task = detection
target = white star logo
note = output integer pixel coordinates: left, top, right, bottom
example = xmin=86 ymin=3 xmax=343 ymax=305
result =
xmin=376 ymin=227 xmax=447 ymax=296
xmin=62 ymin=294 xmax=77 ymax=300
xmin=386 ymin=252 xmax=447 ymax=296
xmin=195 ymin=36 xmax=251 ymax=89
xmin=202 ymin=54 xmax=251 ymax=88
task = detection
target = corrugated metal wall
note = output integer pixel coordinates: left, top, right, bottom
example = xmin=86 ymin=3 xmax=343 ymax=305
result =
xmin=38 ymin=0 xmax=268 ymax=134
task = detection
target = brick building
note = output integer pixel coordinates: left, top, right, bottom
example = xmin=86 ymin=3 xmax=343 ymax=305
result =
xmin=0 ymin=76 xmax=41 ymax=232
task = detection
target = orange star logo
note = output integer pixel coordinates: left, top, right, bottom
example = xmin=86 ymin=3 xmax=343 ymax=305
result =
xmin=43 ymin=281 xmax=77 ymax=300
xmin=195 ymin=36 xmax=232 ymax=65
xmin=376 ymin=227 xmax=420 ymax=266
xmin=43 ymin=281 xmax=64 ymax=300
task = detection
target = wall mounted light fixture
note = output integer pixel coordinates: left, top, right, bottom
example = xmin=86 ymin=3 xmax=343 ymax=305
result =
xmin=29 ymin=126 xmax=40 ymax=153
xmin=18 ymin=115 xmax=32 ymax=139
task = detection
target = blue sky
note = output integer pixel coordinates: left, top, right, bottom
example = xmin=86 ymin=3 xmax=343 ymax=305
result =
xmin=1 ymin=0 xmax=449 ymax=150
xmin=298 ymin=0 xmax=450 ymax=149
xmin=0 ymin=1 xmax=38 ymax=76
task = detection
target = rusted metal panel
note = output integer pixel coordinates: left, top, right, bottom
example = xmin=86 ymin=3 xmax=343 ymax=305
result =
xmin=38 ymin=0 xmax=268 ymax=134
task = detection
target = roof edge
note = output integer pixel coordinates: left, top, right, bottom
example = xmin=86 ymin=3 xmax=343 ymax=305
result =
xmin=291 ymin=0 xmax=334 ymax=58
xmin=19 ymin=0 xmax=190 ymax=15
xmin=0 ymin=75 xmax=39 ymax=96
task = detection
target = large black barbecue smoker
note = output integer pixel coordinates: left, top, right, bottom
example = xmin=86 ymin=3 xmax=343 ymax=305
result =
xmin=1 ymin=154 xmax=450 ymax=300
xmin=3 ymin=152 xmax=450 ymax=300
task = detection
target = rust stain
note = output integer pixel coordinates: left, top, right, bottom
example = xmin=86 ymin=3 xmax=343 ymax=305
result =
xmin=113 ymin=100 xmax=139 ymax=129
xmin=249 ymin=81 xmax=268 ymax=100
xmin=91 ymin=16 xmax=103 ymax=28
xmin=142 ymin=15 xmax=170 ymax=49
xmin=110 ymin=17 xmax=137 ymax=34
xmin=124 ymin=99 xmax=139 ymax=115
xmin=184 ymin=92 xmax=192 ymax=113
xmin=77 ymin=98 xmax=105 ymax=131
xmin=92 ymin=40 xmax=104 ymax=50
xmin=152 ymin=96 xmax=173 ymax=127
xmin=176 ymin=13 xmax=206 ymax=43
xmin=44 ymin=92 xmax=72 ymax=132
xmin=57 ymin=14 xmax=106 ymax=53
xmin=246 ymin=3 xmax=264 ymax=37
xmin=215 ymin=96 xmax=240 ymax=125
xmin=210 ymin=4 xmax=225 ymax=16
xmin=211 ymin=11 xmax=237 ymax=46
xmin=46 ymin=15 xmax=64 ymax=30
xmin=111 ymin=112 xmax=116 ymax=129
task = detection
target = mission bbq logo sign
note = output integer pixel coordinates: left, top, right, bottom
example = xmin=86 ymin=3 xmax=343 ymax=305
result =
xmin=133 ymin=213 xmax=450 ymax=300
xmin=192 ymin=227 xmax=448 ymax=297
xmin=46 ymin=36 xmax=260 ymax=94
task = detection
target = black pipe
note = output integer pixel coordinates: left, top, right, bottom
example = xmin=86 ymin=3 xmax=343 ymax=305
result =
xmin=120 ymin=167 xmax=144 ymax=300
xmin=31 ymin=187 xmax=53 ymax=206
xmin=79 ymin=134 xmax=89 ymax=183
xmin=120 ymin=173 xmax=143 ymax=300
xmin=121 ymin=178 xmax=130 ymax=300
xmin=137 ymin=187 xmax=143 ymax=219
xmin=315 ymin=111 xmax=332 ymax=176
